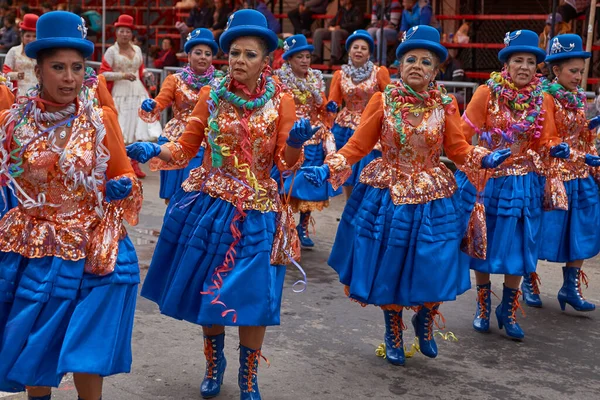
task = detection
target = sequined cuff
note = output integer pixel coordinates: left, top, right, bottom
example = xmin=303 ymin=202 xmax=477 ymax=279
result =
xmin=457 ymin=147 xmax=490 ymax=190
xmin=112 ymin=173 xmax=143 ymax=226
xmin=149 ymin=141 xmax=190 ymax=171
xmin=278 ymin=146 xmax=305 ymax=172
xmin=325 ymin=153 xmax=352 ymax=190
xmin=138 ymin=107 xmax=160 ymax=124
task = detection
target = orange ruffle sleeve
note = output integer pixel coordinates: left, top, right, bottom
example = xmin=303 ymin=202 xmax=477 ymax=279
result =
xmin=0 ymin=86 xmax=14 ymax=111
xmin=328 ymin=70 xmax=343 ymax=107
xmin=377 ymin=66 xmax=391 ymax=91
xmin=139 ymin=73 xmax=177 ymax=123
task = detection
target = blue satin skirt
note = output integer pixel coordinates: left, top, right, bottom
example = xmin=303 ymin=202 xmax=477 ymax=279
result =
xmin=331 ymin=124 xmax=382 ymax=187
xmin=328 ymin=183 xmax=470 ymax=307
xmin=0 ymin=186 xmax=17 ymax=219
xmin=0 ymin=238 xmax=139 ymax=392
xmin=141 ymin=190 xmax=286 ymax=327
xmin=455 ymin=170 xmax=545 ymax=276
xmin=539 ymin=176 xmax=600 ymax=262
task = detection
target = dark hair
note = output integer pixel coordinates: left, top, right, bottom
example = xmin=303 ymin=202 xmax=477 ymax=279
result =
xmin=230 ymin=36 xmax=270 ymax=57
xmin=547 ymin=58 xmax=585 ymax=80
xmin=4 ymin=14 xmax=15 ymax=26
xmin=36 ymin=47 xmax=85 ymax=65
xmin=41 ymin=2 xmax=53 ymax=9
xmin=19 ymin=5 xmax=31 ymax=13
xmin=162 ymin=37 xmax=174 ymax=46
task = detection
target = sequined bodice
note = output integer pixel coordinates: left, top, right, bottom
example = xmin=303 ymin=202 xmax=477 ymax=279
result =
xmin=552 ymin=98 xmax=591 ymax=180
xmin=336 ymin=68 xmax=380 ymax=129
xmin=163 ymin=75 xmax=200 ymax=142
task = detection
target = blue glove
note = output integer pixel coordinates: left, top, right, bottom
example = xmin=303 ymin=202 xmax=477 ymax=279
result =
xmin=141 ymin=98 xmax=156 ymax=112
xmin=585 ymin=154 xmax=600 ymax=167
xmin=326 ymin=101 xmax=338 ymax=113
xmin=287 ymin=118 xmax=320 ymax=149
xmin=589 ymin=116 xmax=600 ymax=131
xmin=481 ymin=148 xmax=511 ymax=169
xmin=550 ymin=142 xmax=570 ymax=159
xmin=126 ymin=142 xmax=162 ymax=164
xmin=302 ymin=165 xmax=330 ymax=187
xmin=105 ymin=176 xmax=132 ymax=202
xmin=157 ymin=135 xmax=169 ymax=145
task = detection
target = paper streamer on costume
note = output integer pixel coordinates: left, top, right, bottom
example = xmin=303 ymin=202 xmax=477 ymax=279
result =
xmin=376 ymin=331 xmax=458 ymax=360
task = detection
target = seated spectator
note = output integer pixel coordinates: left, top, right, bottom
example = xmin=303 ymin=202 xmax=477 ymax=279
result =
xmin=539 ymin=13 xmax=570 ymax=53
xmin=210 ymin=0 xmax=230 ymax=42
xmin=153 ymin=37 xmax=180 ymax=68
xmin=367 ymin=0 xmax=401 ymax=66
xmin=175 ymin=0 xmax=214 ymax=35
xmin=288 ymin=0 xmax=328 ymax=36
xmin=41 ymin=2 xmax=54 ymax=14
xmin=400 ymin=0 xmax=434 ymax=35
xmin=0 ymin=14 xmax=19 ymax=52
xmin=247 ymin=0 xmax=281 ymax=34
xmin=557 ymin=0 xmax=590 ymax=23
xmin=312 ymin=0 xmax=363 ymax=65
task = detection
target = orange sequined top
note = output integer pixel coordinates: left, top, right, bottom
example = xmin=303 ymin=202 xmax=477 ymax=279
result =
xmin=328 ymin=66 xmax=391 ymax=129
xmin=0 ymin=97 xmax=142 ymax=262
xmin=0 ymin=85 xmax=14 ymax=111
xmin=152 ymin=83 xmax=300 ymax=212
xmin=325 ymin=91 xmax=486 ymax=205
xmin=547 ymin=96 xmax=596 ymax=181
xmin=462 ymin=85 xmax=561 ymax=178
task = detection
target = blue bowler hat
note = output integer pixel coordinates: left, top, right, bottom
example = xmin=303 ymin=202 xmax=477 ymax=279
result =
xmin=545 ymin=34 xmax=590 ymax=63
xmin=395 ymin=25 xmax=448 ymax=62
xmin=345 ymin=29 xmax=374 ymax=54
xmin=219 ymin=9 xmax=278 ymax=54
xmin=498 ymin=29 xmax=546 ymax=64
xmin=184 ymin=28 xmax=219 ymax=54
xmin=25 ymin=11 xmax=94 ymax=59
xmin=282 ymin=35 xmax=314 ymax=60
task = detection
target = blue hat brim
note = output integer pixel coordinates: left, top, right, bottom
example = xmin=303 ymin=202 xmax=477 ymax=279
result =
xmin=498 ymin=46 xmax=546 ymax=64
xmin=219 ymin=26 xmax=278 ymax=54
xmin=282 ymin=45 xmax=314 ymax=60
xmin=25 ymin=37 xmax=94 ymax=59
xmin=345 ymin=33 xmax=374 ymax=54
xmin=185 ymin=39 xmax=219 ymax=55
xmin=395 ymin=40 xmax=448 ymax=63
xmin=545 ymin=51 xmax=591 ymax=63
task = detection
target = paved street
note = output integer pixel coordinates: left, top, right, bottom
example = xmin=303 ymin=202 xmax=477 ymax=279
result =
xmin=2 ymin=166 xmax=600 ymax=400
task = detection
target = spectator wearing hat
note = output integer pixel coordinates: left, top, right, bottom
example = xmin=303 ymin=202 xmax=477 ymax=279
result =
xmin=0 ymin=11 xmax=142 ymax=400
xmin=0 ymin=13 xmax=19 ymax=52
xmin=3 ymin=13 xmax=38 ymax=97
xmin=455 ymin=29 xmax=567 ymax=340
xmin=326 ymin=29 xmax=390 ymax=199
xmin=128 ymin=9 xmax=313 ymax=400
xmin=100 ymin=14 xmax=162 ymax=178
xmin=311 ymin=0 xmax=364 ymax=65
xmin=288 ymin=0 xmax=329 ymax=36
xmin=302 ymin=25 xmax=502 ymax=366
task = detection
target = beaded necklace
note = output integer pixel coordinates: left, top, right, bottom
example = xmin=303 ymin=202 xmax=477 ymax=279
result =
xmin=384 ymin=80 xmax=453 ymax=144
xmin=275 ymin=63 xmax=324 ymax=105
xmin=342 ymin=60 xmax=374 ymax=84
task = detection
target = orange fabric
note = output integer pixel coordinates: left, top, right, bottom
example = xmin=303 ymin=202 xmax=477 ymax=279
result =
xmin=338 ymin=93 xmax=472 ymax=166
xmin=179 ymin=86 xmax=297 ymax=170
xmin=102 ymin=106 xmax=135 ymax=179
xmin=328 ymin=70 xmax=343 ymax=106
xmin=0 ymin=86 xmax=14 ymax=111
xmin=96 ymin=75 xmax=117 ymax=114
xmin=152 ymin=74 xmax=177 ymax=112
xmin=377 ymin=66 xmax=391 ymax=90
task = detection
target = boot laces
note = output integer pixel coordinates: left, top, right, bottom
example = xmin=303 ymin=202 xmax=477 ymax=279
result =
xmin=529 ymin=272 xmax=542 ymax=295
xmin=390 ymin=313 xmax=406 ymax=348
xmin=509 ymin=290 xmax=526 ymax=323
xmin=425 ymin=307 xmax=445 ymax=341
xmin=300 ymin=214 xmax=314 ymax=237
xmin=576 ymin=270 xmax=590 ymax=299
xmin=203 ymin=337 xmax=217 ymax=379
xmin=244 ymin=349 xmax=269 ymax=393
xmin=476 ymin=286 xmax=490 ymax=319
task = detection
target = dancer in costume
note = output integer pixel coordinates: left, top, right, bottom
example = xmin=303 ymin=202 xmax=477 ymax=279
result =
xmin=327 ymin=29 xmax=391 ymax=199
xmin=524 ymin=34 xmax=598 ymax=311
xmin=100 ymin=14 xmax=161 ymax=178
xmin=303 ymin=26 xmax=510 ymax=365
xmin=273 ymin=34 xmax=340 ymax=248
xmin=0 ymin=72 xmax=16 ymax=219
xmin=127 ymin=10 xmax=313 ymax=400
xmin=139 ymin=28 xmax=222 ymax=203
xmin=0 ymin=11 xmax=142 ymax=400
xmin=455 ymin=30 xmax=567 ymax=339
xmin=2 ymin=14 xmax=38 ymax=97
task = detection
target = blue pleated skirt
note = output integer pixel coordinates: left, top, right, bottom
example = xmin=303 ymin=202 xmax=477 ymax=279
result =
xmin=331 ymin=123 xmax=382 ymax=187
xmin=283 ymin=143 xmax=341 ymax=202
xmin=328 ymin=183 xmax=471 ymax=307
xmin=538 ymin=176 xmax=600 ymax=262
xmin=141 ymin=190 xmax=286 ymax=327
xmin=455 ymin=170 xmax=545 ymax=276
xmin=0 ymin=186 xmax=17 ymax=219
xmin=159 ymin=145 xmax=205 ymax=200
xmin=0 ymin=237 xmax=140 ymax=392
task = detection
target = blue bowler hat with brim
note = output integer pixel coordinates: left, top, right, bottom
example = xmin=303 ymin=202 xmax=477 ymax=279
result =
xmin=282 ymin=35 xmax=314 ymax=60
xmin=545 ymin=33 xmax=590 ymax=63
xmin=184 ymin=28 xmax=219 ymax=55
xmin=395 ymin=25 xmax=448 ymax=63
xmin=345 ymin=29 xmax=375 ymax=54
xmin=498 ymin=29 xmax=546 ymax=64
xmin=25 ymin=11 xmax=94 ymax=59
xmin=219 ymin=9 xmax=279 ymax=54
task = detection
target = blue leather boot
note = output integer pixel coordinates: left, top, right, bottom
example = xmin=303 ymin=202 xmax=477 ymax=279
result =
xmin=558 ymin=267 xmax=596 ymax=312
xmin=411 ymin=304 xmax=441 ymax=359
xmin=201 ymin=333 xmax=227 ymax=399
xmin=521 ymin=272 xmax=543 ymax=308
xmin=495 ymin=285 xmax=525 ymax=339
xmin=383 ymin=309 xmax=405 ymax=366
xmin=296 ymin=212 xmax=314 ymax=247
xmin=238 ymin=345 xmax=262 ymax=400
xmin=473 ymin=282 xmax=491 ymax=333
